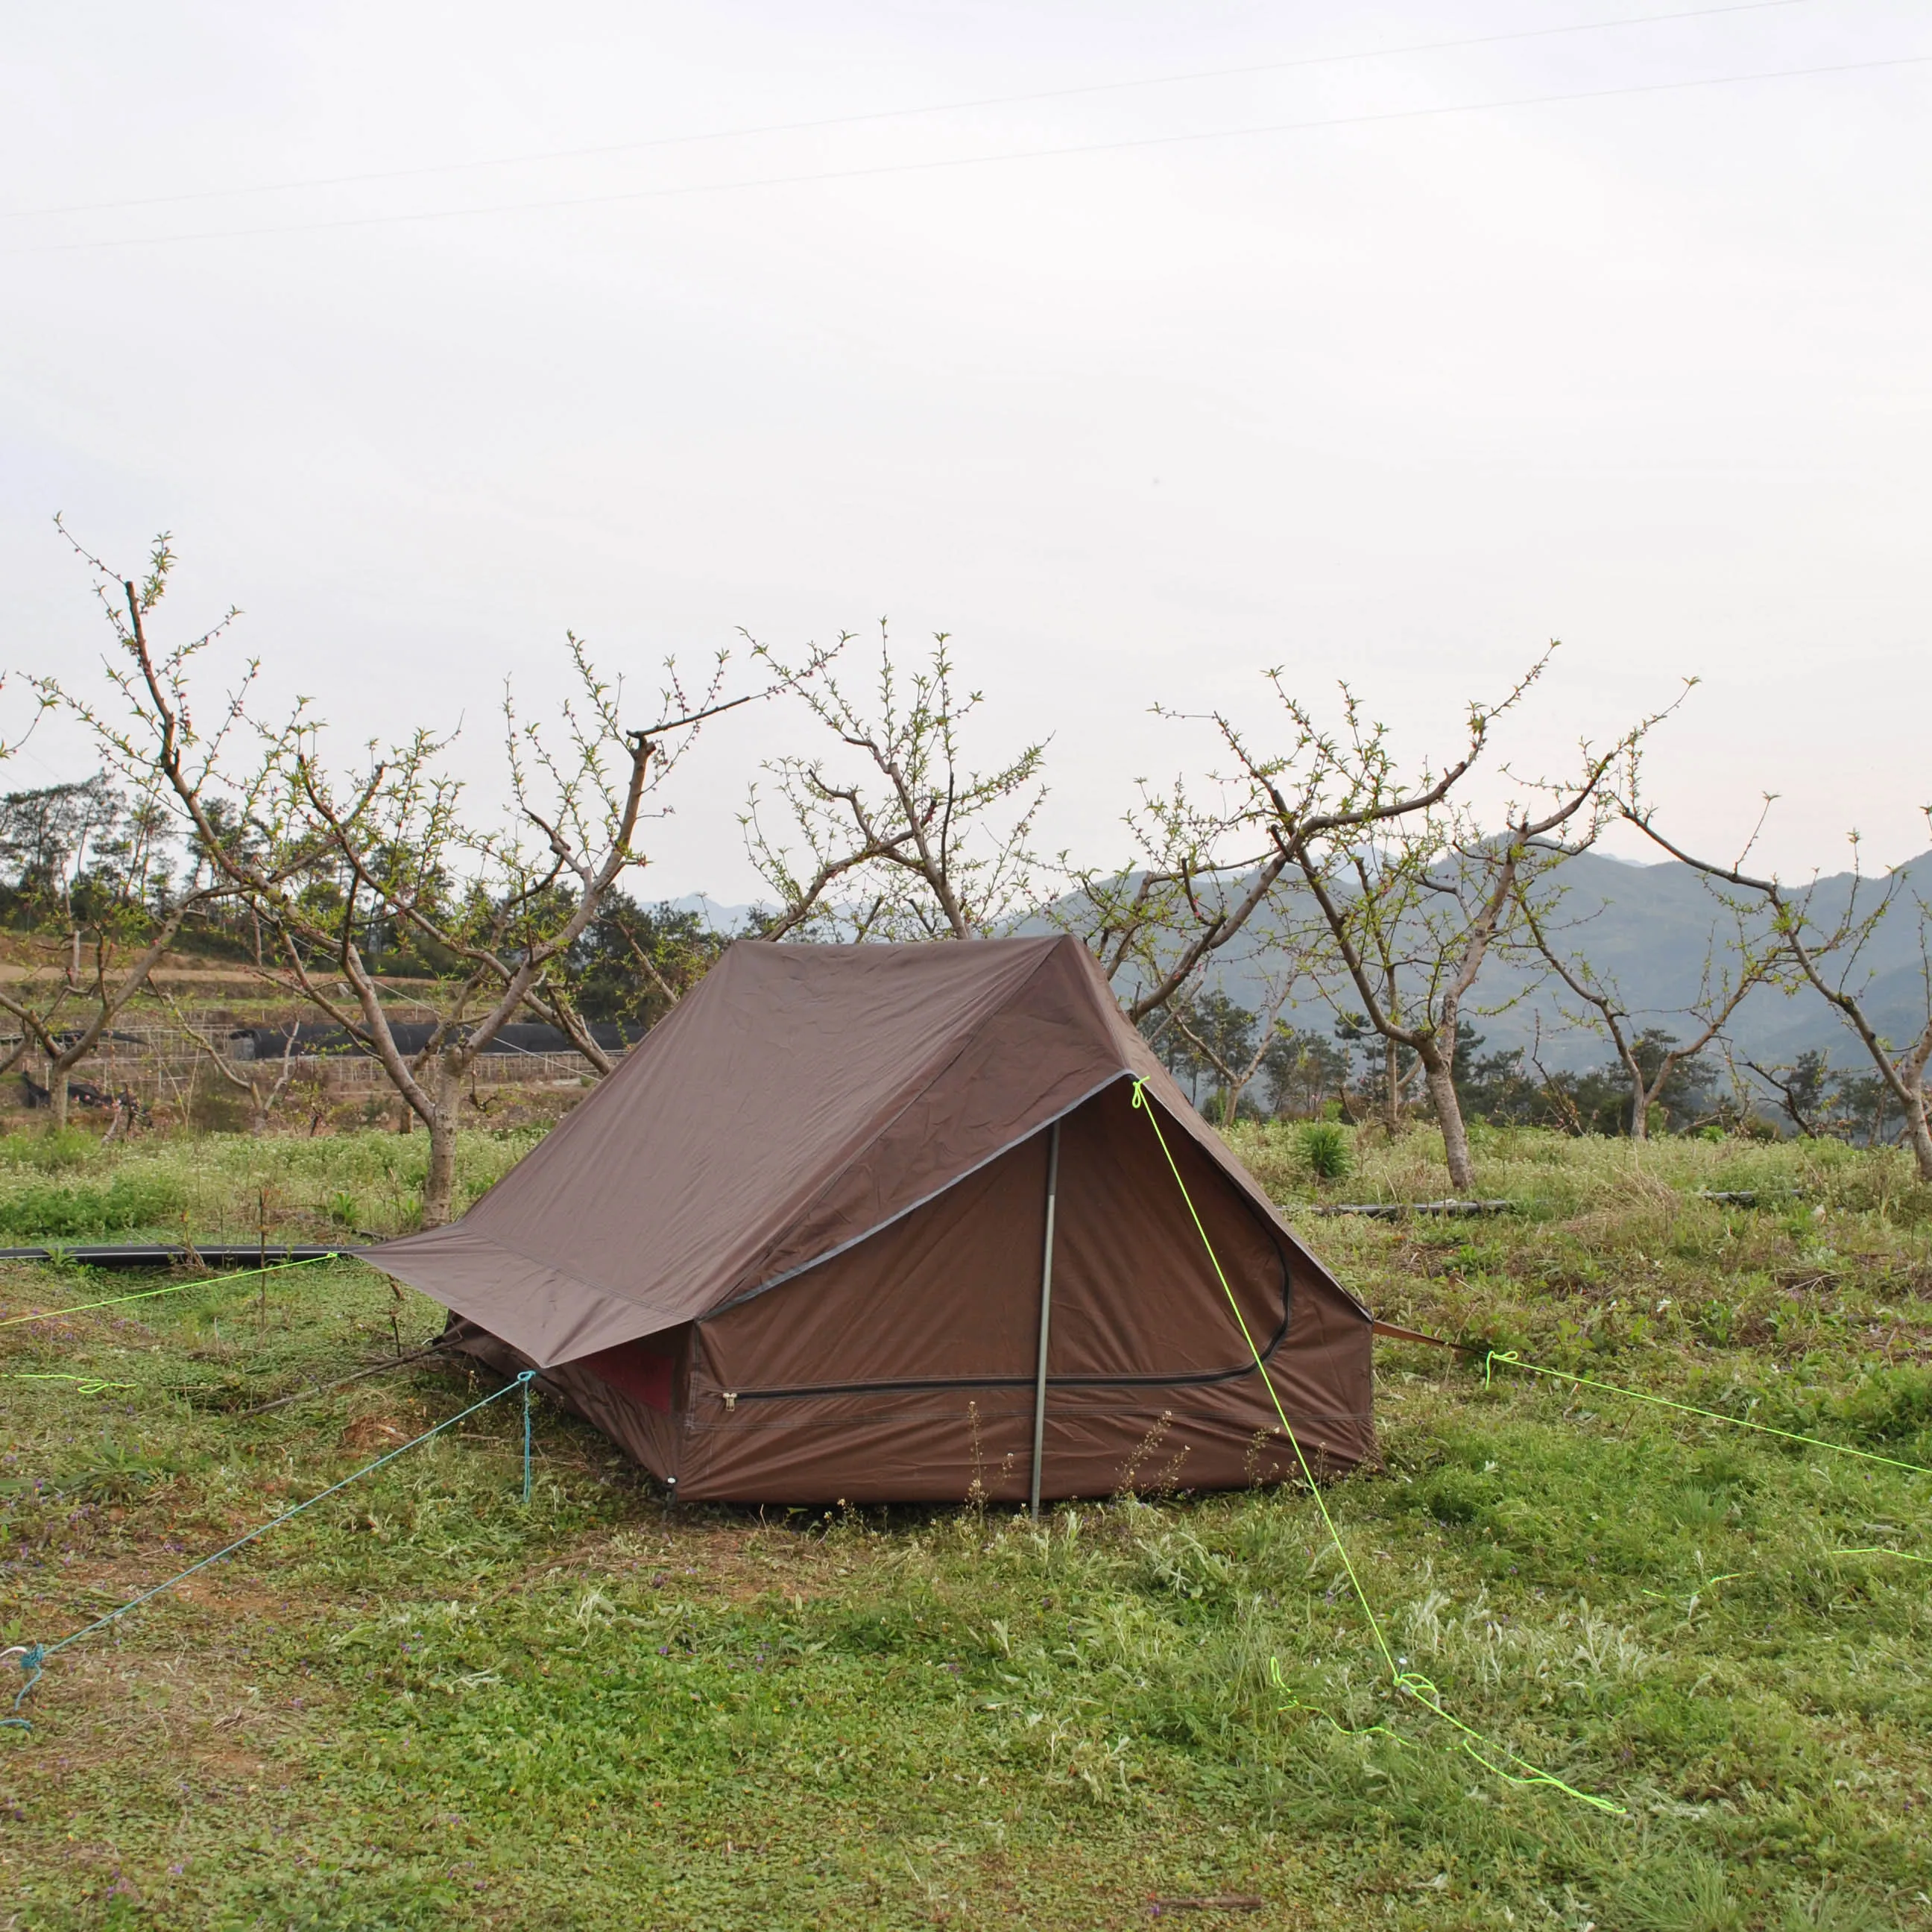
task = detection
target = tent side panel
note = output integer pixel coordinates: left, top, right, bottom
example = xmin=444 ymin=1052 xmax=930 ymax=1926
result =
xmin=675 ymin=1386 xmax=1373 ymax=1504
xmin=1048 ymin=1080 xmax=1291 ymax=1378
xmin=672 ymin=1085 xmax=1375 ymax=1503
xmin=1059 ymin=1082 xmax=1375 ymax=1450
xmin=1048 ymin=1079 xmax=1375 ymax=1474
xmin=677 ymin=1136 xmax=1049 ymax=1499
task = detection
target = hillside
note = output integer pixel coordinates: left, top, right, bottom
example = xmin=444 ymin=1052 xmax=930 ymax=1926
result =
xmin=1205 ymin=849 xmax=1932 ymax=1075
xmin=676 ymin=853 xmax=1932 ymax=1078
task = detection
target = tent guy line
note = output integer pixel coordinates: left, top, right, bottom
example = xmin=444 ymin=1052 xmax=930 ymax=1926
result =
xmin=10 ymin=48 xmax=1927 ymax=258
xmin=0 ymin=0 xmax=1819 ymax=225
xmin=1375 ymin=1322 xmax=1932 ymax=1478
xmin=1 ymin=1370 xmax=537 ymax=1733
xmin=1130 ymin=1079 xmax=1624 ymax=1816
xmin=1482 ymin=1350 xmax=1932 ymax=1477
xmin=0 ymin=1254 xmax=333 ymax=1329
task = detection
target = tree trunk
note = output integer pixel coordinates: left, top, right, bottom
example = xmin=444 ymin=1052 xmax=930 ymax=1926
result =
xmin=420 ymin=1057 xmax=462 ymax=1229
xmin=1422 ymin=1050 xmax=1476 ymax=1193
xmin=1382 ymin=1039 xmax=1401 ymax=1137
xmin=1904 ymin=1076 xmax=1932 ymax=1182
xmin=47 ymin=1059 xmax=69 ymax=1132
xmin=1628 ymin=1074 xmax=1651 ymax=1140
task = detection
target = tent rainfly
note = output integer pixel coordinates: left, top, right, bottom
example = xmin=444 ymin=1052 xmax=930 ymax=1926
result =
xmin=362 ymin=935 xmax=1375 ymax=1503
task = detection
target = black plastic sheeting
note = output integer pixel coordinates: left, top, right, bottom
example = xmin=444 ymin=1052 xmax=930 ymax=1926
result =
xmin=227 ymin=1020 xmax=641 ymax=1061
xmin=0 ymin=1243 xmax=357 ymax=1271
xmin=1307 ymin=1200 xmax=1515 ymax=1219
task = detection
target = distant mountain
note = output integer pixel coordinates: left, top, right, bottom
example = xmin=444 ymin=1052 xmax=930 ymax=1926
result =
xmin=1193 ymin=850 xmax=1932 ymax=1075
xmin=663 ymin=856 xmax=1931 ymax=1077
xmin=663 ymin=894 xmax=762 ymax=933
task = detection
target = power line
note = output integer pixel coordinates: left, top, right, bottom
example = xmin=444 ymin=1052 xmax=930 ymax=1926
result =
xmin=1 ymin=0 xmax=1822 ymax=223
xmin=10 ymin=47 xmax=1927 ymax=259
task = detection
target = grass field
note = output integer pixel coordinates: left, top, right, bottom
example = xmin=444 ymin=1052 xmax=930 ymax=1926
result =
xmin=2 ymin=1120 xmax=1931 ymax=1929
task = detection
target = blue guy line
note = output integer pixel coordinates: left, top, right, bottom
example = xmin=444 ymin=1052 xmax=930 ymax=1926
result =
xmin=3 ymin=1369 xmax=536 ymax=1735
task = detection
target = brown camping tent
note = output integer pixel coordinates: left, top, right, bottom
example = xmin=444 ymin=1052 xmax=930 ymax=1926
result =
xmin=362 ymin=935 xmax=1374 ymax=1503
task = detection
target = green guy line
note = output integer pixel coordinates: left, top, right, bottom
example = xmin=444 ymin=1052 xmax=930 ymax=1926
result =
xmin=0 ymin=1254 xmax=336 ymax=1330
xmin=1483 ymin=1351 xmax=1932 ymax=1478
xmin=1129 ymin=1079 xmax=1622 ymax=1816
xmin=5 ymin=1371 xmax=138 ymax=1395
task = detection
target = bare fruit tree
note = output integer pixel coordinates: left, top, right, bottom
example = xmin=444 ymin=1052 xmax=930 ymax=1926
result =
xmin=1165 ymin=968 xmax=1306 ymax=1127
xmin=1742 ymin=1049 xmax=1837 ymax=1139
xmin=0 ymin=901 xmax=225 ymax=1132
xmin=1515 ymin=883 xmax=1779 ymax=1140
xmin=742 ymin=625 xmax=1046 ymax=941
xmin=51 ymin=524 xmax=757 ymax=1226
xmin=159 ymin=993 xmax=306 ymax=1137
xmin=1625 ymin=804 xmax=1932 ymax=1181
xmin=1190 ymin=651 xmax=1659 ymax=1190
xmin=1055 ymin=666 xmax=1570 ymax=1046
xmin=0 ymin=757 xmax=237 ymax=1131
xmin=1057 ymin=775 xmax=1297 ymax=1023
xmin=1286 ymin=799 xmax=1602 ymax=1188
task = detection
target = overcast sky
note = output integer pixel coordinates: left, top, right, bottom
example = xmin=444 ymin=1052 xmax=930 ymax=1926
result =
xmin=4 ymin=1 xmax=1927 ymax=900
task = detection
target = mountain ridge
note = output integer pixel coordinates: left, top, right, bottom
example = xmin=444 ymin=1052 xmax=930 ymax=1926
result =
xmin=665 ymin=853 xmax=1932 ymax=1074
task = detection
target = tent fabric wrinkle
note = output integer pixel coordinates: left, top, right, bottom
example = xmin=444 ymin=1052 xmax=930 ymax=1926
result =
xmin=361 ymin=933 xmax=1376 ymax=1501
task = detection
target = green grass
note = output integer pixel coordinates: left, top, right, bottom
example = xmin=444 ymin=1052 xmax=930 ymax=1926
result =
xmin=1 ymin=1121 xmax=1931 ymax=1928
xmin=0 ymin=1126 xmax=545 ymax=1244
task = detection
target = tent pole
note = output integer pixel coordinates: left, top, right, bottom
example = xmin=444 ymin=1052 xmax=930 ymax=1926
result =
xmin=1028 ymin=1120 xmax=1062 ymax=1521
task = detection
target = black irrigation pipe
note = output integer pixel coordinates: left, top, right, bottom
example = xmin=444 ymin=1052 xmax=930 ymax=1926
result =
xmin=1306 ymin=1199 xmax=1516 ymax=1219
xmin=1310 ymin=1187 xmax=1802 ymax=1218
xmin=0 ymin=1243 xmax=359 ymax=1271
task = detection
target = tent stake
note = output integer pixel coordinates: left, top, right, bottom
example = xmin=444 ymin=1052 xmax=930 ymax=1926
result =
xmin=1028 ymin=1120 xmax=1061 ymax=1521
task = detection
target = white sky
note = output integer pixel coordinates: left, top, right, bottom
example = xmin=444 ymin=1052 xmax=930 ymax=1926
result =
xmin=3 ymin=1 xmax=1928 ymax=900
